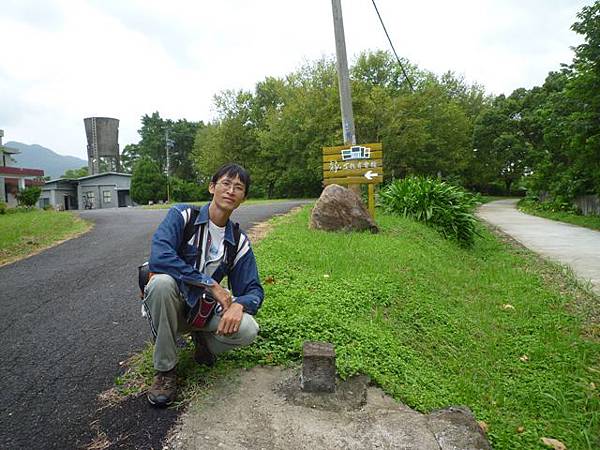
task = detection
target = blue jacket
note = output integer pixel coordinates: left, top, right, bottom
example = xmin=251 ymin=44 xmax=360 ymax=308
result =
xmin=149 ymin=203 xmax=264 ymax=315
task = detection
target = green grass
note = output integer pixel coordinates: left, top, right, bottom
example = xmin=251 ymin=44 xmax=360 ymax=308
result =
xmin=141 ymin=198 xmax=310 ymax=210
xmin=0 ymin=210 xmax=91 ymax=266
xmin=518 ymin=199 xmax=600 ymax=231
xmin=124 ymin=207 xmax=600 ymax=449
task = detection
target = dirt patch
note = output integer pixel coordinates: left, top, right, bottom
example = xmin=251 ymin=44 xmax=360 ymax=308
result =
xmin=245 ymin=206 xmax=305 ymax=244
xmin=245 ymin=220 xmax=274 ymax=244
xmin=164 ymin=366 xmax=490 ymax=450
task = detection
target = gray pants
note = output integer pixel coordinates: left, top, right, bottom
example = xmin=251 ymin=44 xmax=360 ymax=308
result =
xmin=144 ymin=274 xmax=259 ymax=372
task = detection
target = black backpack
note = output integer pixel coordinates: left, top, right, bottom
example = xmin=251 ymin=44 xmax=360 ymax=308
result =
xmin=138 ymin=207 xmax=242 ymax=297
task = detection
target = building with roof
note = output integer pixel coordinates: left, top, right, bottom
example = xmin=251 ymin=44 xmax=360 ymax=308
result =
xmin=0 ymin=130 xmax=46 ymax=206
xmin=40 ymin=172 xmax=133 ymax=210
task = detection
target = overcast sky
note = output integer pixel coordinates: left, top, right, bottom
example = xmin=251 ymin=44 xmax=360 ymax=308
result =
xmin=0 ymin=0 xmax=591 ymax=160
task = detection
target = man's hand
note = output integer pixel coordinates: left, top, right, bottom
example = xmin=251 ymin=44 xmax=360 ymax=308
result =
xmin=209 ymin=283 xmax=233 ymax=311
xmin=217 ymin=302 xmax=244 ymax=335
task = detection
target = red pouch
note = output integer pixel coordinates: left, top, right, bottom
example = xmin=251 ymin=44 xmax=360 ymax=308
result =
xmin=186 ymin=290 xmax=217 ymax=328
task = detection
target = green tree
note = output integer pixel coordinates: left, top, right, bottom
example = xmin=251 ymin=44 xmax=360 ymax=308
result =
xmin=566 ymin=1 xmax=600 ymax=196
xmin=61 ymin=166 xmax=88 ymax=179
xmin=503 ymin=2 xmax=600 ymax=201
xmin=16 ymin=186 xmax=42 ymax=207
xmin=351 ymin=52 xmax=485 ymax=182
xmin=193 ymin=89 xmax=262 ymax=194
xmin=136 ymin=112 xmax=171 ymax=171
xmin=125 ymin=113 xmax=202 ymax=182
xmin=169 ymin=119 xmax=203 ymax=180
xmin=380 ymin=77 xmax=472 ymax=180
xmin=121 ymin=143 xmax=140 ymax=174
xmin=170 ymin=176 xmax=207 ymax=202
xmin=130 ymin=157 xmax=167 ymax=204
xmin=191 ymin=50 xmax=488 ymax=197
xmin=471 ymin=90 xmax=535 ymax=193
xmin=255 ymin=58 xmax=340 ymax=198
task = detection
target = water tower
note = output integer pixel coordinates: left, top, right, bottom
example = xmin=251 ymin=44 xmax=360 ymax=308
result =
xmin=84 ymin=117 xmax=121 ymax=174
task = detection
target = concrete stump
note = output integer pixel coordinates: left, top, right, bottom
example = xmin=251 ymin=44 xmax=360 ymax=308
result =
xmin=301 ymin=341 xmax=336 ymax=393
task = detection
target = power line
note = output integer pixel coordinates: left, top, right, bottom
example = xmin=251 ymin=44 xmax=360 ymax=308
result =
xmin=370 ymin=0 xmax=414 ymax=92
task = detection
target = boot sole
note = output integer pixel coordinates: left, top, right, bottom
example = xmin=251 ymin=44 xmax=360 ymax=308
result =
xmin=147 ymin=394 xmax=174 ymax=408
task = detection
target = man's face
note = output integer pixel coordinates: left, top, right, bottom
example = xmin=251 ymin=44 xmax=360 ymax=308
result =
xmin=208 ymin=174 xmax=246 ymax=211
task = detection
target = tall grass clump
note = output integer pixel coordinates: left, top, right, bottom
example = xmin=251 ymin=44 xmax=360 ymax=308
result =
xmin=379 ymin=177 xmax=480 ymax=246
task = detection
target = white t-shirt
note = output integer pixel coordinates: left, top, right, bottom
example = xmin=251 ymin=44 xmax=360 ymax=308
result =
xmin=202 ymin=220 xmax=225 ymax=277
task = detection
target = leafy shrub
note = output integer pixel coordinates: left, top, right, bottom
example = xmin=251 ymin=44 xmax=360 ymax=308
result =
xmin=520 ymin=196 xmax=580 ymax=214
xmin=170 ymin=177 xmax=204 ymax=202
xmin=131 ymin=157 xmax=167 ymax=204
xmin=16 ymin=186 xmax=42 ymax=207
xmin=379 ymin=177 xmax=480 ymax=246
xmin=0 ymin=202 xmax=6 ymax=214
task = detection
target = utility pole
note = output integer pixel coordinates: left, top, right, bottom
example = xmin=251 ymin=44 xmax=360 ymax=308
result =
xmin=331 ymin=0 xmax=361 ymax=195
xmin=331 ymin=0 xmax=356 ymax=147
xmin=165 ymin=130 xmax=173 ymax=203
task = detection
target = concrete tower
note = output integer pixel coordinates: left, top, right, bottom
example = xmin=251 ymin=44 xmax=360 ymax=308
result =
xmin=84 ymin=117 xmax=121 ymax=174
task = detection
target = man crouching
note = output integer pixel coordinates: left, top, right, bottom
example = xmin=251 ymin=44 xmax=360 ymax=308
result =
xmin=143 ymin=163 xmax=264 ymax=407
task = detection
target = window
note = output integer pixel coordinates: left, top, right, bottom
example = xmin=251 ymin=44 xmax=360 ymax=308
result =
xmin=83 ymin=191 xmax=95 ymax=209
xmin=103 ymin=190 xmax=112 ymax=204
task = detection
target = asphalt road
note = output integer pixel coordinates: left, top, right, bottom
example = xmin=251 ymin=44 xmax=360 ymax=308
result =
xmin=0 ymin=201 xmax=310 ymax=450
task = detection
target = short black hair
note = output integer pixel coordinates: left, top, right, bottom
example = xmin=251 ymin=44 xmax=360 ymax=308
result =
xmin=211 ymin=163 xmax=250 ymax=197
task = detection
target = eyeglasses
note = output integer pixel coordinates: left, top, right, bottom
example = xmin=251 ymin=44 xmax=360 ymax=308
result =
xmin=217 ymin=179 xmax=245 ymax=194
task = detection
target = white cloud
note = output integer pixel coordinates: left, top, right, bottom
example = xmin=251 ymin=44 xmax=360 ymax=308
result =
xmin=0 ymin=0 xmax=590 ymax=159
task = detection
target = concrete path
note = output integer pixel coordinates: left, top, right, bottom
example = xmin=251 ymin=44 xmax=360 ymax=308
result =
xmin=477 ymin=199 xmax=600 ymax=295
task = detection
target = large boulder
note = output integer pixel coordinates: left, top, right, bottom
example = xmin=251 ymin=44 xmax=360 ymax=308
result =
xmin=309 ymin=184 xmax=378 ymax=233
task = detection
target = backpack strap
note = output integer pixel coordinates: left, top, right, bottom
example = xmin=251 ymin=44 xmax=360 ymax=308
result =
xmin=225 ymin=222 xmax=241 ymax=272
xmin=225 ymin=222 xmax=241 ymax=289
xmin=182 ymin=207 xmax=200 ymax=244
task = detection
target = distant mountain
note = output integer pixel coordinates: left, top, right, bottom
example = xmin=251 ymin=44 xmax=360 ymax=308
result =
xmin=4 ymin=141 xmax=87 ymax=179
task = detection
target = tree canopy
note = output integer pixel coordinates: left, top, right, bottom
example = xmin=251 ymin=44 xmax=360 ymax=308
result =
xmin=191 ymin=51 xmax=489 ymax=198
xmin=122 ymin=112 xmax=203 ymax=181
xmin=130 ymin=157 xmax=167 ymax=204
xmin=61 ymin=166 xmax=88 ymax=179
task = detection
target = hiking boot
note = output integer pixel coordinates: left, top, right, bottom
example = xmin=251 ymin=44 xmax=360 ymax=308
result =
xmin=147 ymin=368 xmax=177 ymax=408
xmin=192 ymin=332 xmax=217 ymax=367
